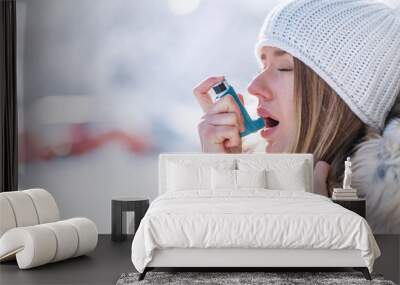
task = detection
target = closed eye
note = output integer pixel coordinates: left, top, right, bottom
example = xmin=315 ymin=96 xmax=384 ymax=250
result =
xmin=278 ymin=68 xmax=293 ymax=72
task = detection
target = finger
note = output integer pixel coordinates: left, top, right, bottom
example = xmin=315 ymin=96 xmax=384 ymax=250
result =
xmin=207 ymin=95 xmax=245 ymax=131
xmin=313 ymin=161 xmax=331 ymax=196
xmin=203 ymin=113 xmax=240 ymax=128
xmin=237 ymin=93 xmax=245 ymax=105
xmin=193 ymin=76 xmax=225 ymax=113
xmin=201 ymin=125 xmax=241 ymax=146
xmin=214 ymin=125 xmax=241 ymax=147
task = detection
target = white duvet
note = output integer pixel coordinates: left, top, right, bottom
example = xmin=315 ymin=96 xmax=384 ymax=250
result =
xmin=131 ymin=190 xmax=380 ymax=273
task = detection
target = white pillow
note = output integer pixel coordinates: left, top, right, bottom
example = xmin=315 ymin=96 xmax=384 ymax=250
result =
xmin=237 ymin=159 xmax=308 ymax=191
xmin=211 ymin=168 xmax=268 ymax=190
xmin=266 ymin=166 xmax=307 ymax=191
xmin=167 ymin=162 xmax=209 ymax=191
xmin=236 ymin=169 xmax=267 ymax=189
xmin=211 ymin=168 xmax=236 ymax=190
xmin=166 ymin=159 xmax=236 ymax=191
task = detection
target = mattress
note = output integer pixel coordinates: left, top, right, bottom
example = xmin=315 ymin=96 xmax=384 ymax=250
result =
xmin=131 ymin=189 xmax=380 ymax=273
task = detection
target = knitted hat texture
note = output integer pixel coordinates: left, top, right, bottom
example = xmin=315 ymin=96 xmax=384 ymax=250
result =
xmin=256 ymin=0 xmax=400 ymax=131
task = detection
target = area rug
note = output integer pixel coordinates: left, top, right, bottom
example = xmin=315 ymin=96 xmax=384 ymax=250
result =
xmin=116 ymin=271 xmax=396 ymax=285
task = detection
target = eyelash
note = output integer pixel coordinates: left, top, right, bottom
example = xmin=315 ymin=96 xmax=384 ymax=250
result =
xmin=278 ymin=69 xmax=293 ymax=72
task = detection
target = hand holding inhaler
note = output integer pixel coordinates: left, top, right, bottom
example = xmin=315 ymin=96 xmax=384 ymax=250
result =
xmin=211 ymin=79 xmax=265 ymax=137
xmin=194 ymin=76 xmax=264 ymax=153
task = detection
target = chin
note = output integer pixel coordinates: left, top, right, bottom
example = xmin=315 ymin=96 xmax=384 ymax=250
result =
xmin=265 ymin=138 xmax=290 ymax=153
xmin=265 ymin=141 xmax=281 ymax=153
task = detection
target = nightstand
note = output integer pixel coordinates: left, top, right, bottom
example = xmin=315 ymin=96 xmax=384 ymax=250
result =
xmin=331 ymin=198 xmax=366 ymax=218
xmin=111 ymin=197 xmax=149 ymax=242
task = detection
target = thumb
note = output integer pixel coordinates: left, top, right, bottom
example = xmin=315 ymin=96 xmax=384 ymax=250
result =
xmin=237 ymin=93 xmax=245 ymax=105
xmin=313 ymin=161 xmax=331 ymax=197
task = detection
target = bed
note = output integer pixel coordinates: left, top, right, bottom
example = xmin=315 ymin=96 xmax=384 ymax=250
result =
xmin=131 ymin=153 xmax=380 ymax=280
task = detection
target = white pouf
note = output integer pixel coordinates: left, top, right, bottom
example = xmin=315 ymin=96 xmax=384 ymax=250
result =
xmin=0 ymin=189 xmax=98 ymax=269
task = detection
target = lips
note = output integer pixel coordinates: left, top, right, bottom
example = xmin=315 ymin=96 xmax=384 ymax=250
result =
xmin=257 ymin=108 xmax=280 ymax=138
xmin=261 ymin=126 xmax=278 ymax=138
xmin=257 ymin=109 xmax=280 ymax=128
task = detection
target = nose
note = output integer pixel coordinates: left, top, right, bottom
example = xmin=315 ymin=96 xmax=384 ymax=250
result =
xmin=247 ymin=71 xmax=273 ymax=101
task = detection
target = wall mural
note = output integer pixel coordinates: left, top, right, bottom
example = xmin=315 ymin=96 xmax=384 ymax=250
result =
xmin=17 ymin=0 xmax=399 ymax=234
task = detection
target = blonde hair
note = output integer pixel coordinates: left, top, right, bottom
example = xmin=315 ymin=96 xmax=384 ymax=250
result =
xmin=288 ymin=57 xmax=367 ymax=194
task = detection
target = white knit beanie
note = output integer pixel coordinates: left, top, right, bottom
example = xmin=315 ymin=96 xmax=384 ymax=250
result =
xmin=256 ymin=0 xmax=400 ymax=131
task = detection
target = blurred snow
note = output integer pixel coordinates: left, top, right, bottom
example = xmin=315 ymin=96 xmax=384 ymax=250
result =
xmin=16 ymin=0 xmax=279 ymax=232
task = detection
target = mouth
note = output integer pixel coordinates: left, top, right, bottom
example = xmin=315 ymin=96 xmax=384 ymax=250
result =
xmin=257 ymin=108 xmax=280 ymax=129
xmin=264 ymin=117 xmax=280 ymax=128
xmin=261 ymin=117 xmax=280 ymax=138
xmin=258 ymin=111 xmax=280 ymax=139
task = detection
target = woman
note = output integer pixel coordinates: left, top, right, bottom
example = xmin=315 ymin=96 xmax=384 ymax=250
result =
xmin=194 ymin=0 xmax=400 ymax=203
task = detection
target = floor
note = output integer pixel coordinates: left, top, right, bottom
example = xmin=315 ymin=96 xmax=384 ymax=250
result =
xmin=0 ymin=235 xmax=133 ymax=285
xmin=0 ymin=235 xmax=399 ymax=285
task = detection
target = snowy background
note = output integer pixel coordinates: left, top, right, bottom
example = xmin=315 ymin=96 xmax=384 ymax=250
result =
xmin=16 ymin=0 xmax=398 ymax=233
xmin=16 ymin=0 xmax=275 ymax=233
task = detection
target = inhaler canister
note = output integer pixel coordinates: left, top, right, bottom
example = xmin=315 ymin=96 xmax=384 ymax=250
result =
xmin=212 ymin=79 xmax=265 ymax=137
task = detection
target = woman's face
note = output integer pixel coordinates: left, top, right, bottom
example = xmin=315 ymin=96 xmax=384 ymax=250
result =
xmin=247 ymin=46 xmax=296 ymax=153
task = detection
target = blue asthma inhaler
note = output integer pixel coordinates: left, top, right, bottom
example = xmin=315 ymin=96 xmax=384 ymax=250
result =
xmin=212 ymin=79 xmax=265 ymax=137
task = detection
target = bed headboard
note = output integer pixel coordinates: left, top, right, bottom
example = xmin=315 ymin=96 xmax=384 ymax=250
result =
xmin=158 ymin=153 xmax=314 ymax=195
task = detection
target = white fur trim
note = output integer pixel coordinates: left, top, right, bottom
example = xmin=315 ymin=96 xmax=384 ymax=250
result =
xmin=352 ymin=118 xmax=400 ymax=233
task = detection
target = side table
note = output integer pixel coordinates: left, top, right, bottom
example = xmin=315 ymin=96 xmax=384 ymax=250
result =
xmin=111 ymin=197 xmax=149 ymax=242
xmin=331 ymin=198 xmax=366 ymax=218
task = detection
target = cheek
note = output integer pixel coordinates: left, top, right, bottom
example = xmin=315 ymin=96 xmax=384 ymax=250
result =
xmin=281 ymin=113 xmax=297 ymax=146
xmin=282 ymin=75 xmax=295 ymax=121
xmin=277 ymin=87 xmax=297 ymax=141
xmin=283 ymin=101 xmax=296 ymax=131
